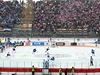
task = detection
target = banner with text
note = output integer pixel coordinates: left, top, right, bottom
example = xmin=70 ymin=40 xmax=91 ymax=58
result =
xmin=56 ymin=42 xmax=65 ymax=46
xmin=32 ymin=42 xmax=44 ymax=46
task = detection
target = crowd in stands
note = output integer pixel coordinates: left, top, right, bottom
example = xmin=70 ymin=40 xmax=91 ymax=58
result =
xmin=32 ymin=0 xmax=100 ymax=34
xmin=0 ymin=1 xmax=22 ymax=29
xmin=0 ymin=0 xmax=100 ymax=36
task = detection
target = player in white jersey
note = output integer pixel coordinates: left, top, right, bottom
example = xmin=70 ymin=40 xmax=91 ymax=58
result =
xmin=90 ymin=56 xmax=93 ymax=66
xmin=46 ymin=52 xmax=50 ymax=58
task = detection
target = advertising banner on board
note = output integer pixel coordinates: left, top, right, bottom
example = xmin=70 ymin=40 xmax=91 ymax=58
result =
xmin=56 ymin=42 xmax=65 ymax=46
xmin=32 ymin=42 xmax=44 ymax=46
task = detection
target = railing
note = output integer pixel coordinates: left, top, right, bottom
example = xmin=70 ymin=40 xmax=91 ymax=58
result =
xmin=0 ymin=59 xmax=100 ymax=68
xmin=0 ymin=31 xmax=98 ymax=38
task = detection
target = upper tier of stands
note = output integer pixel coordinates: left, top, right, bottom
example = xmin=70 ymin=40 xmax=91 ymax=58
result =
xmin=0 ymin=0 xmax=100 ymax=37
xmin=0 ymin=0 xmax=22 ymax=31
xmin=32 ymin=0 xmax=100 ymax=35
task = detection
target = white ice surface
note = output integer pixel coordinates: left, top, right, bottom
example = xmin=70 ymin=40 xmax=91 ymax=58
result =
xmin=0 ymin=46 xmax=100 ymax=68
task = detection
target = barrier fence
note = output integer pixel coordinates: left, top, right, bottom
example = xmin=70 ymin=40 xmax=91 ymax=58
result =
xmin=0 ymin=59 xmax=100 ymax=68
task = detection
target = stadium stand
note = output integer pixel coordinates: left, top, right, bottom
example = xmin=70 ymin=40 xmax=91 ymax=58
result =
xmin=0 ymin=0 xmax=22 ymax=28
xmin=0 ymin=0 xmax=23 ymax=37
xmin=32 ymin=0 xmax=100 ymax=37
xmin=0 ymin=0 xmax=100 ymax=38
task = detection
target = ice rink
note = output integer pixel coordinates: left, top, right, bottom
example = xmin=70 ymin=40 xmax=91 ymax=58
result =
xmin=0 ymin=46 xmax=100 ymax=68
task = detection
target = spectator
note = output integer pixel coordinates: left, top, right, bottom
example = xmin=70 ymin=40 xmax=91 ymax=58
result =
xmin=32 ymin=0 xmax=100 ymax=35
xmin=0 ymin=1 xmax=22 ymax=29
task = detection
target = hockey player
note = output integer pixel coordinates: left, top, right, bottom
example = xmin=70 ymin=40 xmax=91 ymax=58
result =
xmin=90 ymin=56 xmax=93 ymax=66
xmin=32 ymin=48 xmax=36 ymax=54
xmin=1 ymin=47 xmax=3 ymax=53
xmin=6 ymin=52 xmax=11 ymax=57
xmin=91 ymin=49 xmax=95 ymax=56
xmin=45 ymin=60 xmax=49 ymax=68
xmin=12 ymin=47 xmax=16 ymax=53
xmin=50 ymin=56 xmax=55 ymax=61
xmin=46 ymin=52 xmax=50 ymax=58
xmin=0 ymin=46 xmax=3 ymax=53
xmin=45 ymin=47 xmax=49 ymax=52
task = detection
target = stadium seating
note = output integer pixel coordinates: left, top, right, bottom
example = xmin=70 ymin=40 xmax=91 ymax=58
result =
xmin=0 ymin=0 xmax=100 ymax=37
xmin=0 ymin=0 xmax=22 ymax=31
xmin=32 ymin=0 xmax=100 ymax=35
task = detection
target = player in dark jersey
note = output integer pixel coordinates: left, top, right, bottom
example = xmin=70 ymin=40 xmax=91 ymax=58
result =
xmin=51 ymin=56 xmax=55 ymax=61
xmin=32 ymin=48 xmax=36 ymax=54
xmin=45 ymin=47 xmax=49 ymax=52
xmin=6 ymin=52 xmax=11 ymax=57
xmin=91 ymin=49 xmax=95 ymax=56
xmin=12 ymin=47 xmax=16 ymax=53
